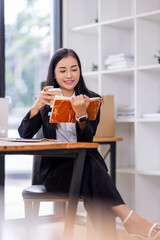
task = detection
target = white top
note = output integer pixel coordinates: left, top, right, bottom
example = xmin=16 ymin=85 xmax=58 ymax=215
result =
xmin=56 ymin=122 xmax=77 ymax=142
xmin=56 ymin=92 xmax=77 ymax=142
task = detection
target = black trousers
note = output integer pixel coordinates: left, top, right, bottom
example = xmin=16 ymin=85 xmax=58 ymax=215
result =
xmin=42 ymin=150 xmax=125 ymax=238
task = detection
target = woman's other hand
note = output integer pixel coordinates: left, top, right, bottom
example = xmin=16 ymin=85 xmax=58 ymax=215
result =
xmin=70 ymin=94 xmax=90 ymax=117
xmin=29 ymin=86 xmax=55 ymax=118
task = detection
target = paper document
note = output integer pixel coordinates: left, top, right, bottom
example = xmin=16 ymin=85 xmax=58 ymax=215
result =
xmin=0 ymin=138 xmax=57 ymax=142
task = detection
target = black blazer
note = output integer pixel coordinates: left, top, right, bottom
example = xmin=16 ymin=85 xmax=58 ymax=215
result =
xmin=18 ymin=91 xmax=105 ymax=182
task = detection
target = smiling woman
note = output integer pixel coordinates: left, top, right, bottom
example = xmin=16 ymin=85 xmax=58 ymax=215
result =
xmin=54 ymin=56 xmax=80 ymax=97
xmin=18 ymin=48 xmax=160 ymax=239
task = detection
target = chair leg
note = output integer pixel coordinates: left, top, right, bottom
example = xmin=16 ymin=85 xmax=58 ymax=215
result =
xmin=32 ymin=200 xmax=40 ymax=218
xmin=54 ymin=202 xmax=66 ymax=220
xmin=24 ymin=200 xmax=32 ymax=220
xmin=24 ymin=199 xmax=40 ymax=240
xmin=86 ymin=214 xmax=97 ymax=240
xmin=24 ymin=199 xmax=40 ymax=219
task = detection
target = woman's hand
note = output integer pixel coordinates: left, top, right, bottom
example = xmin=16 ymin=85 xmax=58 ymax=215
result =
xmin=29 ymin=86 xmax=55 ymax=118
xmin=70 ymin=94 xmax=90 ymax=117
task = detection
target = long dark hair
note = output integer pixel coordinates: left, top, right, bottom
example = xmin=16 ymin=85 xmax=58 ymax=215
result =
xmin=45 ymin=48 xmax=90 ymax=94
xmin=40 ymin=48 xmax=98 ymax=124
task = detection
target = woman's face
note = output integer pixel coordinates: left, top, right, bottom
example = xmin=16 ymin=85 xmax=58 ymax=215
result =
xmin=54 ymin=56 xmax=80 ymax=97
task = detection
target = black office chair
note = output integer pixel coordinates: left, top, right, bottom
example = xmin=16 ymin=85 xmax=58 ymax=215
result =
xmin=22 ymin=155 xmax=71 ymax=221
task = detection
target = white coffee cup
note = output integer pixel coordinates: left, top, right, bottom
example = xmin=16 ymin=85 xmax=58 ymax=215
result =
xmin=47 ymin=88 xmax=62 ymax=105
xmin=47 ymin=88 xmax=62 ymax=94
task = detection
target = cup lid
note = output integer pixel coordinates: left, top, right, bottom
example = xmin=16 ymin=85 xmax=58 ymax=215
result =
xmin=48 ymin=88 xmax=62 ymax=92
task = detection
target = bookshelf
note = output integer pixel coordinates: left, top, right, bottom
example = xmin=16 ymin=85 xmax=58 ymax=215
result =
xmin=63 ymin=0 xmax=160 ymax=222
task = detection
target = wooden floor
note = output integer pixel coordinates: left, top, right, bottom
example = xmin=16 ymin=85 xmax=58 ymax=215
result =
xmin=3 ymin=221 xmax=133 ymax=240
xmin=34 ymin=222 xmax=132 ymax=240
xmin=4 ymin=220 xmax=160 ymax=240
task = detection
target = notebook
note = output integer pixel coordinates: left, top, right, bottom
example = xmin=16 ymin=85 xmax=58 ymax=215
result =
xmin=49 ymin=95 xmax=102 ymax=123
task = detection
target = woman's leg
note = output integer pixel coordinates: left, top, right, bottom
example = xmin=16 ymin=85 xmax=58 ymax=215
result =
xmin=84 ymin=200 xmax=118 ymax=240
xmin=80 ymin=152 xmax=124 ymax=239
xmin=112 ymin=204 xmax=160 ymax=238
xmin=42 ymin=152 xmax=160 ymax=239
xmin=43 ymin=158 xmax=74 ymax=193
xmin=81 ymin=151 xmax=160 ymax=239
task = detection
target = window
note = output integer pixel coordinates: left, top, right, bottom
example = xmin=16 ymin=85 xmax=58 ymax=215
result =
xmin=5 ymin=0 xmax=53 ymax=131
xmin=4 ymin=0 xmax=53 ymax=220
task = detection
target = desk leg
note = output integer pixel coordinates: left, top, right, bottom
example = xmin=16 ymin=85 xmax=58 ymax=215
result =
xmin=0 ymin=156 xmax=5 ymax=238
xmin=110 ymin=143 xmax=116 ymax=185
xmin=63 ymin=149 xmax=86 ymax=240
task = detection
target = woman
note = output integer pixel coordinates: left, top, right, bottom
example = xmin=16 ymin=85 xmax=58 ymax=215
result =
xmin=18 ymin=48 xmax=160 ymax=239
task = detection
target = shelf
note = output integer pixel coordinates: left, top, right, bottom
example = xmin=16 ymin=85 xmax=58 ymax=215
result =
xmin=71 ymin=23 xmax=98 ymax=35
xmin=138 ymin=170 xmax=160 ymax=176
xmin=101 ymin=16 xmax=134 ymax=29
xmin=64 ymin=0 xmax=160 ymax=221
xmin=137 ymin=10 xmax=160 ymax=22
xmin=137 ymin=118 xmax=160 ymax=123
xmin=116 ymin=118 xmax=135 ymax=123
xmin=101 ymin=68 xmax=134 ymax=76
xmin=117 ymin=168 xmax=135 ymax=174
xmin=83 ymin=71 xmax=99 ymax=77
xmin=137 ymin=65 xmax=160 ymax=71
xmin=118 ymin=118 xmax=160 ymax=123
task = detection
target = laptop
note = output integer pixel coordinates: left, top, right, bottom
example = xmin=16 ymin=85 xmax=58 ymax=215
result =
xmin=0 ymin=98 xmax=9 ymax=137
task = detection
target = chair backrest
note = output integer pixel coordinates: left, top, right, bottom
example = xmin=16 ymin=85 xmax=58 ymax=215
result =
xmin=32 ymin=127 xmax=43 ymax=185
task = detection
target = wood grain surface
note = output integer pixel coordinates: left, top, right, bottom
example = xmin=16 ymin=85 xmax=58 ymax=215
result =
xmin=0 ymin=140 xmax=99 ymax=152
xmin=93 ymin=137 xmax=123 ymax=142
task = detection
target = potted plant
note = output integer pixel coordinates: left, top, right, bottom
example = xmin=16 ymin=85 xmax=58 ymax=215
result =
xmin=153 ymin=49 xmax=160 ymax=64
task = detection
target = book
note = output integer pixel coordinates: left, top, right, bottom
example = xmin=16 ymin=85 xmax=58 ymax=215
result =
xmin=49 ymin=95 xmax=102 ymax=123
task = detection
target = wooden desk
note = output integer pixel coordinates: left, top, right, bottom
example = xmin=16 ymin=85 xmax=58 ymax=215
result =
xmin=0 ymin=140 xmax=99 ymax=240
xmin=93 ymin=137 xmax=123 ymax=184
